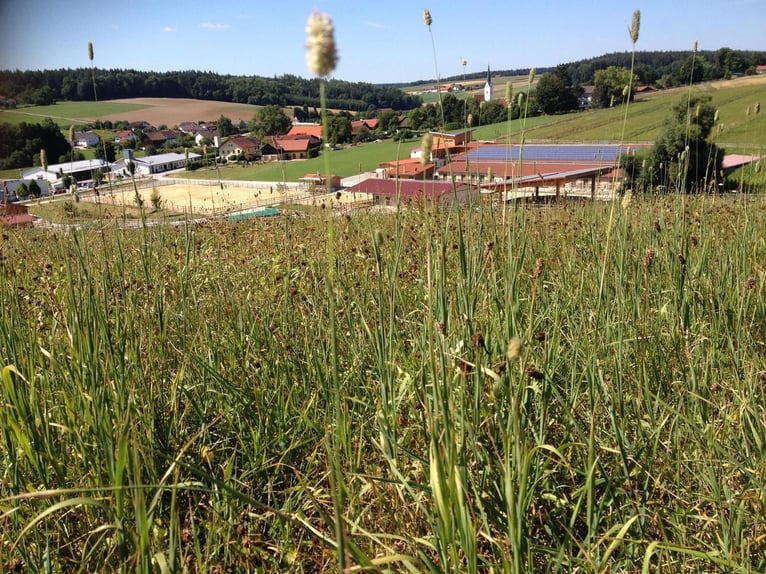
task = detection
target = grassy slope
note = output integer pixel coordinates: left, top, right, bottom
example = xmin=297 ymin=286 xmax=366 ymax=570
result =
xmin=2 ymin=196 xmax=765 ymax=571
xmin=0 ymin=101 xmax=153 ymax=127
xmin=184 ymin=138 xmax=417 ymax=182
xmin=473 ymin=76 xmax=766 ymax=148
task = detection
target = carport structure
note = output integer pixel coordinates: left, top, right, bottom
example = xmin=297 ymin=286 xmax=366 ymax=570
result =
xmin=437 ymin=143 xmax=648 ymax=200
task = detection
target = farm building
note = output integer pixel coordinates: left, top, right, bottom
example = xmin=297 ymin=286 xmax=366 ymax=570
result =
xmin=73 ymin=131 xmax=100 ymax=148
xmin=116 ymin=150 xmax=201 ymax=176
xmin=0 ymin=201 xmax=37 ymax=227
xmin=22 ymin=159 xmax=109 ymax=187
xmin=435 ymin=143 xmax=648 ymax=199
xmin=378 ymin=158 xmax=435 ymax=180
xmin=344 ymin=178 xmax=478 ymax=208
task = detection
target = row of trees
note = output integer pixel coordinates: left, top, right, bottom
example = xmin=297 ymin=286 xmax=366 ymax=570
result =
xmin=0 ymin=69 xmax=422 ymax=112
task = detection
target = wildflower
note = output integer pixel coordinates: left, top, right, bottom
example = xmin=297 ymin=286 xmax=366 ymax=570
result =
xmin=201 ymin=445 xmax=214 ymax=464
xmin=506 ymin=337 xmax=523 ymax=362
xmin=305 ymin=12 xmax=338 ymax=77
xmin=629 ymin=9 xmax=641 ymax=44
xmin=423 ymin=9 xmax=432 ymax=27
xmin=420 ymin=132 xmax=433 ymax=165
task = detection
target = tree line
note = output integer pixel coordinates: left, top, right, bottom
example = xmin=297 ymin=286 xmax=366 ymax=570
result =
xmin=0 ymin=69 xmax=422 ymax=111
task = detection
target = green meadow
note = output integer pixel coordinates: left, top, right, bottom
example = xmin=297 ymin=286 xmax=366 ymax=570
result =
xmin=0 ymin=101 xmax=151 ymax=127
xmin=2 ymin=194 xmax=765 ymax=571
xmin=185 ymin=137 xmax=417 ymax=182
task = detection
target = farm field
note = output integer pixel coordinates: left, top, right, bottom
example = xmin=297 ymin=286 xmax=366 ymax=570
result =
xmin=1 ymin=195 xmax=765 ymax=571
xmin=0 ymin=101 xmax=153 ymax=127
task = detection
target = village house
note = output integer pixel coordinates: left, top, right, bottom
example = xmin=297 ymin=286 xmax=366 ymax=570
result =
xmin=73 ymin=131 xmax=100 ymax=148
xmin=141 ymin=129 xmax=179 ymax=147
xmin=287 ymin=123 xmax=323 ymax=139
xmin=114 ymin=129 xmax=137 ymax=144
xmin=218 ymin=136 xmax=260 ymax=161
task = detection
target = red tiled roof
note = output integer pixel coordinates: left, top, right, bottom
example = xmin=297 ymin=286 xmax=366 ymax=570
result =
xmin=227 ymin=136 xmax=259 ymax=151
xmin=345 ymin=178 xmax=463 ymax=198
xmin=288 ymin=124 xmax=323 ymax=138
xmin=276 ymin=137 xmax=312 ymax=152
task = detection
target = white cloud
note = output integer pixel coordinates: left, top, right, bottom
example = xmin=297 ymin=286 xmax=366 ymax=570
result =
xmin=199 ymin=23 xmax=231 ymax=30
xmin=163 ymin=26 xmax=176 ymax=33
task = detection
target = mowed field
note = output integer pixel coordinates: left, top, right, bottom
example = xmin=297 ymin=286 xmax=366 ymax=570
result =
xmin=0 ymin=98 xmax=263 ymax=128
xmin=104 ymin=98 xmax=262 ymax=126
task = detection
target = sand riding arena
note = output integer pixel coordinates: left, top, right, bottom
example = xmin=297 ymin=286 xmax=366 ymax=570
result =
xmin=88 ymin=177 xmax=368 ymax=215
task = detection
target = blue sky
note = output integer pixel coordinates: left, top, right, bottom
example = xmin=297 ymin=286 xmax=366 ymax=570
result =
xmin=0 ymin=0 xmax=764 ymax=84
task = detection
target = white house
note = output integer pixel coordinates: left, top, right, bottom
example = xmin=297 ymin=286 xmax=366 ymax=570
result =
xmin=73 ymin=131 xmax=100 ymax=148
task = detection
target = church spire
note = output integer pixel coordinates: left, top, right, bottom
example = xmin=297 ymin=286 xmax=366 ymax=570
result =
xmin=484 ymin=65 xmax=493 ymax=103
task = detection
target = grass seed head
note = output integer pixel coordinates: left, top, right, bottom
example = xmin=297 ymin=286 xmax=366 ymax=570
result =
xmin=420 ymin=132 xmax=433 ymax=165
xmin=423 ymin=9 xmax=432 ymax=27
xmin=40 ymin=148 xmax=47 ymax=171
xmin=692 ymin=40 xmax=698 ymax=53
xmin=630 ymin=10 xmax=641 ymax=44
xmin=507 ymin=337 xmax=523 ymax=362
xmin=505 ymin=81 xmax=513 ymax=105
xmin=533 ymin=257 xmax=544 ymax=281
xmin=305 ymin=12 xmax=338 ymax=77
xmin=643 ymin=248 xmax=655 ymax=270
xmin=88 ymin=42 xmax=94 ymax=62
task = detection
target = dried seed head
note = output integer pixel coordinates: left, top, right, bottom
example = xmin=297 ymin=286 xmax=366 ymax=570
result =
xmin=643 ymin=248 xmax=655 ymax=270
xmin=423 ymin=9 xmax=432 ymax=27
xmin=692 ymin=40 xmax=698 ymax=53
xmin=623 ymin=84 xmax=630 ymax=98
xmin=621 ymin=190 xmax=633 ymax=210
xmin=533 ymin=257 xmax=544 ymax=281
xmin=755 ymin=101 xmax=761 ymax=115
xmin=528 ymin=68 xmax=536 ymax=84
xmin=40 ymin=148 xmax=47 ymax=171
xmin=420 ymin=132 xmax=433 ymax=165
xmin=505 ymin=81 xmax=513 ymax=105
xmin=68 ymin=124 xmax=75 ymax=143
xmin=714 ymin=109 xmax=720 ymax=123
xmin=507 ymin=337 xmax=523 ymax=362
xmin=630 ymin=10 xmax=641 ymax=44
xmin=305 ymin=12 xmax=338 ymax=77
xmin=461 ymin=58 xmax=467 ymax=67
xmin=744 ymin=276 xmax=756 ymax=290
xmin=88 ymin=42 xmax=94 ymax=62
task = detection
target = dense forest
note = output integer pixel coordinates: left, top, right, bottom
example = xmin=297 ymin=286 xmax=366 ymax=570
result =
xmin=396 ymin=48 xmax=766 ymax=88
xmin=0 ymin=69 xmax=423 ymax=112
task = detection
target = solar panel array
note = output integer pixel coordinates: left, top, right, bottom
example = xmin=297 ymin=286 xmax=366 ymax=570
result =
xmin=464 ymin=144 xmax=635 ymax=162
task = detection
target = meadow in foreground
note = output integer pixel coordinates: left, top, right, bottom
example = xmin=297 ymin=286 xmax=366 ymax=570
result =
xmin=1 ymin=193 xmax=765 ymax=572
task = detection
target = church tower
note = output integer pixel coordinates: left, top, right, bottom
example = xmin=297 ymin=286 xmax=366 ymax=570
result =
xmin=483 ymin=65 xmax=492 ymax=103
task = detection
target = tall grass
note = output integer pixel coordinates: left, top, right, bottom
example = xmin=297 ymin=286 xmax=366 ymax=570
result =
xmin=2 ymin=8 xmax=766 ymax=574
xmin=1 ymin=193 xmax=764 ymax=572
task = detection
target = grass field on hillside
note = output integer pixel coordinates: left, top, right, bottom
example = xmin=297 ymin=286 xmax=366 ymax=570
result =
xmin=0 ymin=101 xmax=152 ymax=127
xmin=481 ymin=77 xmax=766 ymax=148
xmin=2 ymin=195 xmax=765 ymax=571
xmin=184 ymin=138 xmax=417 ymax=182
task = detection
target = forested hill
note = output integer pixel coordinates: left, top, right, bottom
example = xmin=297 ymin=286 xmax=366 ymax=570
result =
xmin=0 ymin=69 xmax=423 ymax=112
xmin=390 ymin=48 xmax=766 ymax=88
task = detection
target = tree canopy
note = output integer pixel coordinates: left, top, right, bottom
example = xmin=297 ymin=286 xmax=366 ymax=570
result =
xmin=248 ymin=105 xmax=292 ymax=138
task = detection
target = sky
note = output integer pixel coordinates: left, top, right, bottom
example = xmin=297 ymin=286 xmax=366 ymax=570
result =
xmin=0 ymin=0 xmax=764 ymax=85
